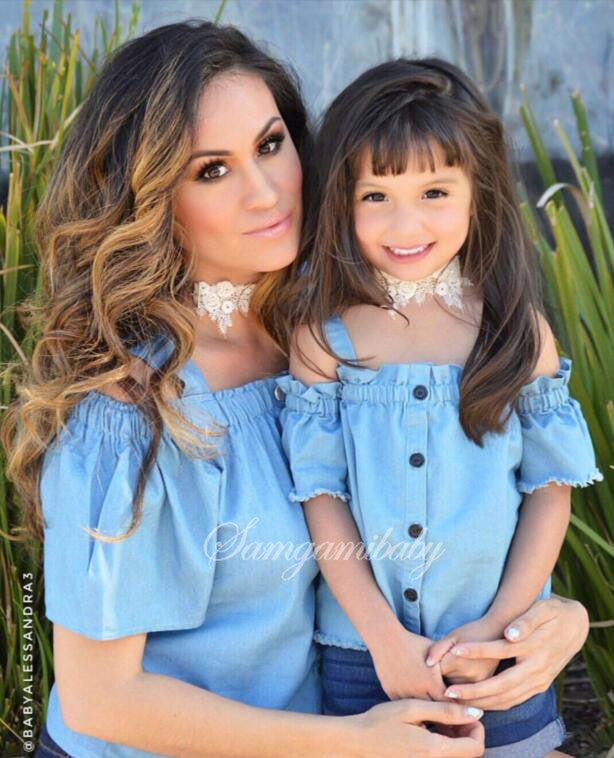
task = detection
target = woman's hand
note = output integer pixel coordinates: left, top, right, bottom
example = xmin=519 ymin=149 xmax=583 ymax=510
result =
xmin=424 ymin=595 xmax=589 ymax=710
xmin=428 ymin=616 xmax=503 ymax=685
xmin=348 ymin=699 xmax=485 ymax=757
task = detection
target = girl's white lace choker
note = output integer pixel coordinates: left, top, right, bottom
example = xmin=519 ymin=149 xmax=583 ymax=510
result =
xmin=192 ymin=279 xmax=255 ymax=336
xmin=377 ymin=255 xmax=472 ymax=317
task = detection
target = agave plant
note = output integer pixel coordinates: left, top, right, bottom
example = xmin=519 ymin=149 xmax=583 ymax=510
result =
xmin=519 ymin=89 xmax=614 ymax=747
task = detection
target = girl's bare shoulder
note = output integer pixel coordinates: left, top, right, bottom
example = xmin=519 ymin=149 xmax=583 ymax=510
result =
xmin=289 ymin=322 xmax=339 ymax=385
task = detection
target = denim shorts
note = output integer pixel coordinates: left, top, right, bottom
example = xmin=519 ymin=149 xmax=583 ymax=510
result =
xmin=34 ymin=721 xmax=73 ymax=758
xmin=318 ymin=643 xmax=567 ymax=757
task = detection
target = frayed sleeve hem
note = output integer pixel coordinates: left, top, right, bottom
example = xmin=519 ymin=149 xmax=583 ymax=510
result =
xmin=517 ymin=468 xmax=604 ymax=495
xmin=289 ymin=488 xmax=350 ymax=503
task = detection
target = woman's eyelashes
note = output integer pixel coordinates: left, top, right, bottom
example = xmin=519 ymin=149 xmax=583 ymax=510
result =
xmin=194 ymin=132 xmax=286 ymax=182
xmin=359 ymin=188 xmax=449 ymax=202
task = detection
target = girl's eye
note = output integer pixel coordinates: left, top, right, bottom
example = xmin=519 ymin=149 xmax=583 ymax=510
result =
xmin=423 ymin=189 xmax=448 ymax=199
xmin=195 ymin=132 xmax=285 ymax=183
xmin=361 ymin=192 xmax=386 ymax=202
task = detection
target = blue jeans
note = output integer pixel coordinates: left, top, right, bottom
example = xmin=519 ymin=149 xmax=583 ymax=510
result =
xmin=319 ymin=643 xmax=567 ymax=757
xmin=34 ymin=721 xmax=73 ymax=758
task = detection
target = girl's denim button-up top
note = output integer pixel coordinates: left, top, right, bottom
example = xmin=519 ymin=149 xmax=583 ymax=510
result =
xmin=275 ymin=315 xmax=603 ymax=651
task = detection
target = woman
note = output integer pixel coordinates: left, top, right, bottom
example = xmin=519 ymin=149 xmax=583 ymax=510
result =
xmin=2 ymin=20 xmax=587 ymax=758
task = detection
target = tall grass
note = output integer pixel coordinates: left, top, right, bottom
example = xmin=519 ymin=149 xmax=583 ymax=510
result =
xmin=0 ymin=2 xmax=139 ymax=751
xmin=519 ymin=88 xmax=614 ymax=747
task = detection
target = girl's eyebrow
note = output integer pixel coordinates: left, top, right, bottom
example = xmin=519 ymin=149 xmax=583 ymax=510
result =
xmin=188 ymin=116 xmax=281 ymax=161
xmin=356 ymin=176 xmax=460 ymax=188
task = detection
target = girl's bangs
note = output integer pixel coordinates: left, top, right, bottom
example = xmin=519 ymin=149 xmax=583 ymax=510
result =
xmin=358 ymin=103 xmax=474 ymax=178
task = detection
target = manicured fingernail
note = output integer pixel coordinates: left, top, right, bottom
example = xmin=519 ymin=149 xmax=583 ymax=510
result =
xmin=467 ymin=707 xmax=483 ymax=719
xmin=426 ymin=656 xmax=435 ymax=666
xmin=451 ymin=646 xmax=467 ymax=656
xmin=506 ymin=625 xmax=520 ymax=640
xmin=445 ymin=690 xmax=459 ymax=699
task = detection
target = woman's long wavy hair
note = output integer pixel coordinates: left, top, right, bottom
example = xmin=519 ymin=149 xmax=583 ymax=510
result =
xmin=1 ymin=20 xmax=312 ymax=543
xmin=284 ymin=57 xmax=544 ymax=446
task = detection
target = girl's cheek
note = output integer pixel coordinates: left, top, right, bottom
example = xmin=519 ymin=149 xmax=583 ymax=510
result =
xmin=432 ymin=204 xmax=470 ymax=229
xmin=354 ymin=207 xmax=379 ymax=236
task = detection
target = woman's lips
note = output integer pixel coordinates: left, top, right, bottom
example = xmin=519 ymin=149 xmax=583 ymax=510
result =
xmin=244 ymin=212 xmax=292 ymax=238
xmin=383 ymin=241 xmax=435 ymax=263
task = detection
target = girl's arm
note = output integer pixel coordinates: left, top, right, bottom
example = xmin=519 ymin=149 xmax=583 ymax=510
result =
xmin=430 ymin=316 xmax=572 ymax=683
xmin=483 ymin=482 xmax=571 ymax=632
xmin=432 ymin=482 xmax=571 ymax=689
xmin=303 ymin=493 xmax=403 ymax=653
xmin=483 ymin=316 xmax=572 ymax=632
xmin=53 ymin=623 xmax=485 ymax=757
xmin=290 ymin=326 xmax=445 ymax=701
xmin=303 ymin=493 xmax=446 ymax=701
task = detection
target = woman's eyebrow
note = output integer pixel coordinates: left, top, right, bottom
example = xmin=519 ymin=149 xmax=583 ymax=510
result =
xmin=188 ymin=116 xmax=282 ymax=161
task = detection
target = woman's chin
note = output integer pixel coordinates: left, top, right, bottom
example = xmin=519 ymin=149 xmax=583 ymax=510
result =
xmin=255 ymin=247 xmax=300 ymax=274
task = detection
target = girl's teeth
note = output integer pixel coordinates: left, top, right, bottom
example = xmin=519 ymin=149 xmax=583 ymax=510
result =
xmin=388 ymin=244 xmax=430 ymax=256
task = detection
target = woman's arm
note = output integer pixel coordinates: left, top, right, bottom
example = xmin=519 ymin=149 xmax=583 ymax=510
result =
xmin=424 ymin=596 xmax=589 ymax=710
xmin=53 ymin=623 xmax=485 ymax=757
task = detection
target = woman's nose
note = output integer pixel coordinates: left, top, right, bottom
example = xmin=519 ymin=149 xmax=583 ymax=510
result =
xmin=243 ymin=163 xmax=279 ymax=210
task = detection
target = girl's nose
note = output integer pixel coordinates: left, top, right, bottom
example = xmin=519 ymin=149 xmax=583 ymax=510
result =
xmin=391 ymin=207 xmax=427 ymax=238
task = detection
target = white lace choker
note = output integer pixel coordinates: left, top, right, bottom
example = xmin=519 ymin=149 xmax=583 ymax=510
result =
xmin=192 ymin=279 xmax=255 ymax=336
xmin=377 ymin=255 xmax=472 ymax=317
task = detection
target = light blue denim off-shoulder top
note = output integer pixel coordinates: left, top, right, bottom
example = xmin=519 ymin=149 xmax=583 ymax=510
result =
xmin=41 ymin=334 xmax=321 ymax=757
xmin=275 ymin=314 xmax=603 ymax=651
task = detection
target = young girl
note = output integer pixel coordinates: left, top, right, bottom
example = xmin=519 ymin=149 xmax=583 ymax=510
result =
xmin=276 ymin=57 xmax=603 ymax=757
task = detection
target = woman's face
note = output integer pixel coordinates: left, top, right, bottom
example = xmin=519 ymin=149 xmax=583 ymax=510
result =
xmin=352 ymin=140 xmax=472 ymax=281
xmin=174 ymin=69 xmax=303 ymax=283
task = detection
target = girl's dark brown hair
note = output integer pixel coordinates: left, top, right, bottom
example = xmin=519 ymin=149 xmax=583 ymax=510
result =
xmin=1 ymin=20 xmax=312 ymax=543
xmin=285 ymin=56 xmax=544 ymax=446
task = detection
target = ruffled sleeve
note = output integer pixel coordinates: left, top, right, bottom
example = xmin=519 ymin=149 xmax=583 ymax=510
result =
xmin=41 ymin=392 xmax=221 ymax=640
xmin=515 ymin=357 xmax=603 ymax=494
xmin=275 ymin=374 xmax=349 ymax=504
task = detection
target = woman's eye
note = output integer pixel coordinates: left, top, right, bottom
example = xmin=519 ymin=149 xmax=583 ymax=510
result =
xmin=361 ymin=192 xmax=386 ymax=202
xmin=258 ymin=133 xmax=285 ymax=156
xmin=423 ymin=189 xmax=447 ymax=199
xmin=196 ymin=162 xmax=229 ymax=182
xmin=195 ymin=133 xmax=285 ymax=182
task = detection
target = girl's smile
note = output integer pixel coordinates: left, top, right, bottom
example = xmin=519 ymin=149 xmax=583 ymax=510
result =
xmin=383 ymin=241 xmax=436 ymax=264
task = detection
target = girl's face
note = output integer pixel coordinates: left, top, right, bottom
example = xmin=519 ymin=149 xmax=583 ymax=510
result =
xmin=353 ymin=141 xmax=472 ymax=281
xmin=174 ymin=70 xmax=303 ymax=284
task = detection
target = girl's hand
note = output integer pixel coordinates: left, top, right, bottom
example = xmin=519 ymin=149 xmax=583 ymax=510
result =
xmin=371 ymin=627 xmax=446 ymax=700
xmin=423 ymin=595 xmax=589 ymax=710
xmin=427 ymin=616 xmax=503 ymax=685
xmin=348 ymin=699 xmax=485 ymax=757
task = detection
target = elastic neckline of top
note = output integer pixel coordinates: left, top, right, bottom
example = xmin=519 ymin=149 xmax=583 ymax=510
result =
xmin=181 ymin=366 xmax=288 ymax=398
xmin=126 ymin=333 xmax=289 ymax=399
